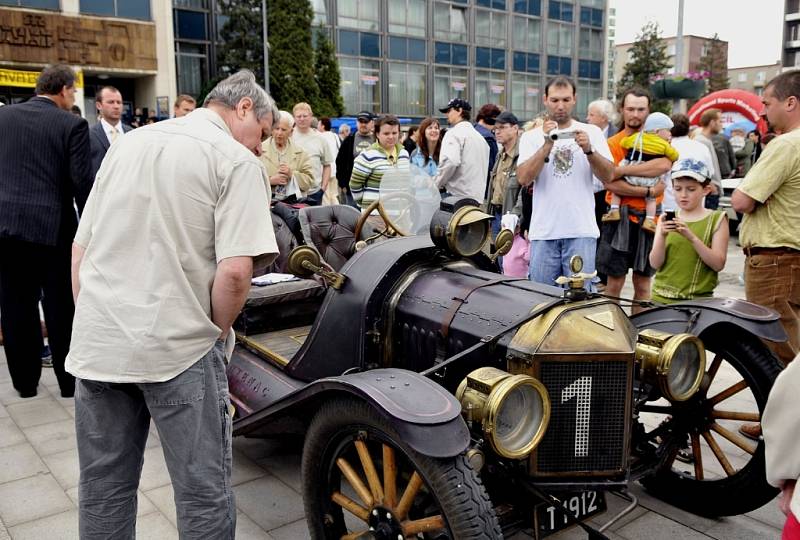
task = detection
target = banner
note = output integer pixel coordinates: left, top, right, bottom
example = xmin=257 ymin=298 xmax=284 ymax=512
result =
xmin=0 ymin=67 xmax=83 ymax=88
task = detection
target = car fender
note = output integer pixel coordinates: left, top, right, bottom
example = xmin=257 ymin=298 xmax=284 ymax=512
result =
xmin=233 ymin=368 xmax=470 ymax=458
xmin=631 ymin=297 xmax=787 ymax=343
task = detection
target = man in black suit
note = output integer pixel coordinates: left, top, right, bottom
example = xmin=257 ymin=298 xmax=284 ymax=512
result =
xmin=0 ymin=64 xmax=93 ymax=398
xmin=89 ymin=86 xmax=133 ymax=179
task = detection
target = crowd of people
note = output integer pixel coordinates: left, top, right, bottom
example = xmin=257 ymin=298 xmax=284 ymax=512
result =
xmin=1 ymin=63 xmax=800 ymax=537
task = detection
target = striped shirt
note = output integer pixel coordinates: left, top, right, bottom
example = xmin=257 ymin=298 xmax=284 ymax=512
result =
xmin=349 ymin=142 xmax=410 ymax=209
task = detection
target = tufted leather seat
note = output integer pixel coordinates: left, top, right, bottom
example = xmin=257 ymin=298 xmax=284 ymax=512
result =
xmin=298 ymin=205 xmax=376 ymax=272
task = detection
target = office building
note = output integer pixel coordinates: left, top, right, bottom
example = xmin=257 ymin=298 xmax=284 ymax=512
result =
xmin=728 ymin=62 xmax=782 ymax=96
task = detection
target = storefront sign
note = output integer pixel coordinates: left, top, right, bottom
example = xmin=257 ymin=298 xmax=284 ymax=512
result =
xmin=0 ymin=66 xmax=83 ymax=88
xmin=0 ymin=8 xmax=156 ymax=71
xmin=491 ymin=85 xmax=505 ymax=94
xmin=360 ymin=75 xmax=378 ymax=86
xmin=451 ymin=81 xmax=466 ymax=91
xmin=526 ymin=87 xmax=539 ymax=97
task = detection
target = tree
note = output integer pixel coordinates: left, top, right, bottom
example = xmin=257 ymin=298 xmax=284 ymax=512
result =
xmin=618 ymin=22 xmax=670 ymax=93
xmin=313 ymin=27 xmax=344 ymax=117
xmin=265 ymin=0 xmax=319 ymax=110
xmin=697 ymin=34 xmax=729 ymax=93
xmin=217 ymin=0 xmax=265 ymax=85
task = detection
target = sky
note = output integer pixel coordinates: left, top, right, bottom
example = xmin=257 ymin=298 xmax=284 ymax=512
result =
xmin=610 ymin=0 xmax=784 ymax=68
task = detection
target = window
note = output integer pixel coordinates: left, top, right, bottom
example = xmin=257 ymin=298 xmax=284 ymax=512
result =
xmin=475 ymin=70 xmax=507 ymax=108
xmin=1 ymin=0 xmax=57 ymax=7
xmin=175 ymin=10 xmax=207 ymax=41
xmin=389 ymin=0 xmax=426 ymax=37
xmin=579 ymin=0 xmax=604 ymax=7
xmin=174 ymin=0 xmax=207 ymax=8
xmin=388 ymin=63 xmax=427 ymax=116
xmin=511 ymin=73 xmax=540 ymax=120
xmin=476 ymin=47 xmax=506 ymax=70
xmin=477 ymin=0 xmax=506 ymax=8
xmin=310 ymin=0 xmax=328 ymax=26
xmin=546 ymin=22 xmax=573 ymax=56
xmin=513 ymin=0 xmax=541 ymax=16
xmin=579 ymin=28 xmax=603 ymax=61
xmin=176 ymin=42 xmax=208 ymax=97
xmin=80 ymin=0 xmax=151 ymax=19
xmin=475 ymin=9 xmax=507 ymax=47
xmin=513 ymin=51 xmax=540 ymax=73
xmin=756 ymin=71 xmax=766 ymax=81
xmin=547 ymin=55 xmax=572 ymax=75
xmin=434 ymin=2 xmax=468 ymax=42
xmin=512 ymin=16 xmax=541 ymax=51
xmin=338 ymin=0 xmax=380 ymax=31
xmin=577 ymin=79 xmax=602 ymax=118
xmin=389 ymin=37 xmax=426 ymax=61
xmin=579 ymin=7 xmax=603 ymax=27
xmin=338 ymin=30 xmax=380 ymax=57
xmin=578 ymin=60 xmax=601 ymax=79
xmin=434 ymin=42 xmax=468 ymax=66
xmin=434 ymin=66 xmax=468 ymax=108
xmin=340 ymin=58 xmax=380 ymax=114
xmin=548 ymin=0 xmax=573 ymax=22
xmin=737 ymin=72 xmax=748 ymax=82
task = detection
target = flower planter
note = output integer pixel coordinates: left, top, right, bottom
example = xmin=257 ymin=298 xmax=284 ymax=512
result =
xmin=650 ymin=79 xmax=706 ymax=99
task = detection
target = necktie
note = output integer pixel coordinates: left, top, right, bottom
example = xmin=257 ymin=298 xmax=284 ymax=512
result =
xmin=110 ymin=126 xmax=119 ymax=144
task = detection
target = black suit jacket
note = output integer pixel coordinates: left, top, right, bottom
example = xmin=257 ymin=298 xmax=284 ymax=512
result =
xmin=89 ymin=120 xmax=133 ymax=180
xmin=0 ymin=96 xmax=92 ymax=246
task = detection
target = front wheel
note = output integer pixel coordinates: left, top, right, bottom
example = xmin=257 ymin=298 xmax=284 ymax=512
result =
xmin=638 ymin=325 xmax=782 ymax=516
xmin=302 ymin=398 xmax=503 ymax=539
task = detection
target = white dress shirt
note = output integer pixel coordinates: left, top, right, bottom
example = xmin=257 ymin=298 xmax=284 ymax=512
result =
xmin=100 ymin=117 xmax=125 ymax=146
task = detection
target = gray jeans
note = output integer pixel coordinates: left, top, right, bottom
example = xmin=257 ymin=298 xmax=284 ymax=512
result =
xmin=75 ymin=341 xmax=235 ymax=539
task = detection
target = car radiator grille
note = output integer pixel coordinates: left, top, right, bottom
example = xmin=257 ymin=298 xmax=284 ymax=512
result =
xmin=532 ymin=359 xmax=630 ymax=476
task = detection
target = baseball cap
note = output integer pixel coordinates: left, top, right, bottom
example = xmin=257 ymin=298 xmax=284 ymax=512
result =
xmin=495 ymin=111 xmax=519 ymax=126
xmin=644 ymin=111 xmax=674 ymax=132
xmin=439 ymin=98 xmax=472 ymax=113
xmin=356 ymin=110 xmax=375 ymax=121
xmin=671 ymin=158 xmax=711 ymax=183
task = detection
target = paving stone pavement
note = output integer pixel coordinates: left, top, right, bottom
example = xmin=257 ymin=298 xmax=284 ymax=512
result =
xmin=0 ymin=238 xmax=785 ymax=539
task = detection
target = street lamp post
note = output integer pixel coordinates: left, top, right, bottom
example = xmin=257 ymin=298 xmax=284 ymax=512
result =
xmin=262 ymin=0 xmax=270 ymax=92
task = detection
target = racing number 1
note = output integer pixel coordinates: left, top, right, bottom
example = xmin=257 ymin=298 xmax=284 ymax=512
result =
xmin=561 ymin=376 xmax=592 ymax=457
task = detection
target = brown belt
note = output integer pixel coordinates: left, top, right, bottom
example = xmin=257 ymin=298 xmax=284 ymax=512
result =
xmin=743 ymin=246 xmax=800 ymax=256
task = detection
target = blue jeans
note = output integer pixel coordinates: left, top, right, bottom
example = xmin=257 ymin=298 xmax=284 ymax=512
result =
xmin=529 ymin=237 xmax=597 ymax=290
xmin=75 ymin=341 xmax=235 ymax=539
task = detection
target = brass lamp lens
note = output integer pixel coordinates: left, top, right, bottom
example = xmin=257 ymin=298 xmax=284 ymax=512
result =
xmin=493 ymin=381 xmax=546 ymax=456
xmin=664 ymin=336 xmax=706 ymax=401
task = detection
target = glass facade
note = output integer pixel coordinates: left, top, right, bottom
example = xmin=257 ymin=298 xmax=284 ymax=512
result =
xmin=173 ymin=0 xmax=214 ymax=98
xmin=80 ymin=0 xmax=151 ymax=19
xmin=329 ymin=0 xmax=606 ymax=119
xmin=0 ymin=0 xmax=59 ymax=8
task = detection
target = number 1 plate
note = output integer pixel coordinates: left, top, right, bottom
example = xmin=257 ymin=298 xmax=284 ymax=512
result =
xmin=534 ymin=490 xmax=607 ymax=538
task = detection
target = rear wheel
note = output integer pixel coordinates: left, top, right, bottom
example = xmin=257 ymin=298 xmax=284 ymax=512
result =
xmin=302 ymin=398 xmax=502 ymax=539
xmin=639 ymin=326 xmax=782 ymax=516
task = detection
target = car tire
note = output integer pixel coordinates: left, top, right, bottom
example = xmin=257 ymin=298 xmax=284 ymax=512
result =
xmin=640 ymin=325 xmax=782 ymax=516
xmin=302 ymin=397 xmax=503 ymax=539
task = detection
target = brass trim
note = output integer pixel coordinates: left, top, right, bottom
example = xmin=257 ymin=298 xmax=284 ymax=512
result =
xmin=445 ymin=206 xmax=492 ymax=256
xmin=236 ymin=333 xmax=290 ymax=368
xmin=636 ymin=330 xmax=706 ymax=402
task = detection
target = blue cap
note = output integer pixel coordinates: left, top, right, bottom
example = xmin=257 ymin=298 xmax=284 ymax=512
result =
xmin=644 ymin=112 xmax=674 ymax=132
xmin=439 ymin=98 xmax=472 ymax=113
xmin=671 ymin=158 xmax=711 ymax=183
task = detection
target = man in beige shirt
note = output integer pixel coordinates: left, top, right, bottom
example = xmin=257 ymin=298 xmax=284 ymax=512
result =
xmin=67 ymin=70 xmax=279 ymax=538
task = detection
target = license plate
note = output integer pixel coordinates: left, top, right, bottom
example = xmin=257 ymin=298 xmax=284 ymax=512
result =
xmin=534 ymin=490 xmax=607 ymax=538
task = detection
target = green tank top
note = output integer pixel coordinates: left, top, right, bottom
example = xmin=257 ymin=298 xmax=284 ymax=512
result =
xmin=651 ymin=210 xmax=725 ymax=304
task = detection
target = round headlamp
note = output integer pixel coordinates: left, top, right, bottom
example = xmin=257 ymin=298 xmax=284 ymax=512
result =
xmin=430 ymin=199 xmax=492 ymax=257
xmin=456 ymin=367 xmax=550 ymax=459
xmin=636 ymin=330 xmax=706 ymax=402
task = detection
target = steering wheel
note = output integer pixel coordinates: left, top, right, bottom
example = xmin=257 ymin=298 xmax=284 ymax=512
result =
xmin=354 ymin=192 xmax=418 ymax=242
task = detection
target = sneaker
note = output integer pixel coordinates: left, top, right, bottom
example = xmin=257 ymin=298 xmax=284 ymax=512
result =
xmin=675 ymin=447 xmax=694 ymax=464
xmin=738 ymin=423 xmax=762 ymax=441
xmin=642 ymin=217 xmax=657 ymax=234
xmin=601 ymin=209 xmax=621 ymax=222
xmin=41 ymin=345 xmax=53 ymax=368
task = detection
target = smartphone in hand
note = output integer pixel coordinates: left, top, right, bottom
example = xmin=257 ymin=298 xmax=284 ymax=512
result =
xmin=664 ymin=210 xmax=676 ymax=221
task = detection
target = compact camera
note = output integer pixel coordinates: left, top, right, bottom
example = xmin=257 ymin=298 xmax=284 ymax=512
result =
xmin=550 ymin=130 xmax=578 ymax=141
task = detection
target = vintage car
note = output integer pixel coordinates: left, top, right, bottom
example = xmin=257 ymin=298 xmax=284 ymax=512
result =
xmin=228 ymin=191 xmax=785 ymax=539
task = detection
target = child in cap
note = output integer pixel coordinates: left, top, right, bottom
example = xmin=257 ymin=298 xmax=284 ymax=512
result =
xmin=648 ymin=158 xmax=729 ymax=304
xmin=603 ymin=112 xmax=679 ymax=233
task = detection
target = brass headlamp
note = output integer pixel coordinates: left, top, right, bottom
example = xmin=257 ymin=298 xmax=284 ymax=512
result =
xmin=456 ymin=367 xmax=550 ymax=459
xmin=636 ymin=329 xmax=706 ymax=402
xmin=429 ymin=198 xmax=493 ymax=257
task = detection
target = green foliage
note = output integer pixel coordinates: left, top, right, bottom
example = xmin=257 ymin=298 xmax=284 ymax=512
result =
xmin=698 ymin=34 xmax=729 ymax=93
xmin=618 ymin=22 xmax=670 ymax=93
xmin=217 ymin=0 xmax=265 ymax=85
xmin=313 ymin=27 xmax=344 ymax=117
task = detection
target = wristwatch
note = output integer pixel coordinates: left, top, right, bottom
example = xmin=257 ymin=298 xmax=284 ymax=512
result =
xmin=583 ymin=146 xmax=594 ymax=156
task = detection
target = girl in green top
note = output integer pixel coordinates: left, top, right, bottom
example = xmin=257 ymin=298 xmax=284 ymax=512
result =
xmin=649 ymin=158 xmax=729 ymax=304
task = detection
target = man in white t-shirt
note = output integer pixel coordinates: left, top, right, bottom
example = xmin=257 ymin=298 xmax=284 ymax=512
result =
xmin=516 ymin=76 xmax=615 ymax=288
xmin=292 ymin=102 xmax=333 ymax=205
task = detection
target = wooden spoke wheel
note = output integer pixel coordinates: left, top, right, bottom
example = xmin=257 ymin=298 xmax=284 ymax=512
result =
xmin=639 ymin=326 xmax=782 ymax=516
xmin=302 ymin=399 xmax=502 ymax=539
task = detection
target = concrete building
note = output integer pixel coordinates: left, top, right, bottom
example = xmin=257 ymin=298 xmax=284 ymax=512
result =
xmin=311 ymin=0 xmax=609 ymax=121
xmin=728 ymin=62 xmax=782 ymax=96
xmin=0 ymin=0 xmax=177 ymax=122
xmin=606 ymin=5 xmax=616 ymax=100
xmin=784 ymin=0 xmax=800 ymax=68
xmin=613 ymin=35 xmax=728 ymax=95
